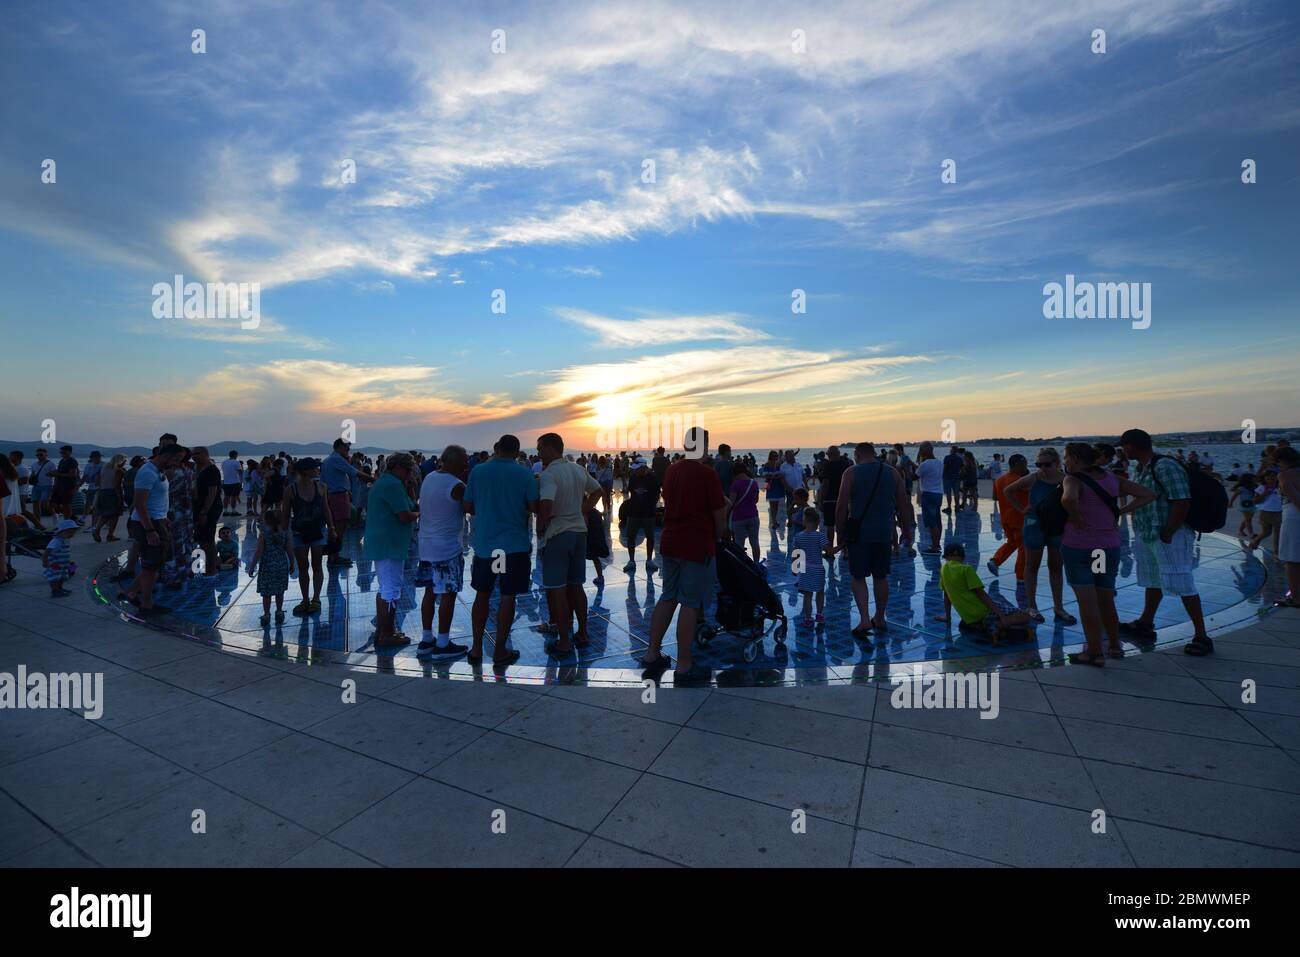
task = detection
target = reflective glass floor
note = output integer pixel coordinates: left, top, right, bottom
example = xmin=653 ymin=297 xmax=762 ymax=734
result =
xmin=90 ymin=495 xmax=1280 ymax=686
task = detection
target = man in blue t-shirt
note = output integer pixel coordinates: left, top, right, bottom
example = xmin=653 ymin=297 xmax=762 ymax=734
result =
xmin=462 ymin=434 xmax=538 ymax=666
xmin=120 ymin=443 xmax=184 ymax=616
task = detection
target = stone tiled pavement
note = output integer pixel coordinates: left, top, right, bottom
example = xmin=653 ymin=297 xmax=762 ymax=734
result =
xmin=2 ymin=533 xmax=1299 ymax=868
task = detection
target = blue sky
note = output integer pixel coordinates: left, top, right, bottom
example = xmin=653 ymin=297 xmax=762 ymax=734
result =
xmin=1 ymin=0 xmax=1297 ymax=450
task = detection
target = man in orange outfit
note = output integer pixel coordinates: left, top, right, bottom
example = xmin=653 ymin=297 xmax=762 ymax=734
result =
xmin=988 ymin=454 xmax=1029 ymax=581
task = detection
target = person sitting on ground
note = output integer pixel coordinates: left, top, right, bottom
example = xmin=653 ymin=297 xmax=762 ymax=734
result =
xmin=215 ymin=526 xmax=239 ymax=570
xmin=935 ymin=542 xmax=1033 ymax=644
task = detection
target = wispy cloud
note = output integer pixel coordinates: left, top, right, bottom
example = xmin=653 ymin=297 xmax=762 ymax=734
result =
xmin=553 ymin=308 xmax=767 ymax=348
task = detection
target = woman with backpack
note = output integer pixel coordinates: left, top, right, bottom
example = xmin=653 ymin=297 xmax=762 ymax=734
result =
xmin=1006 ymin=447 xmax=1076 ymax=624
xmin=1060 ymin=443 xmax=1155 ymax=666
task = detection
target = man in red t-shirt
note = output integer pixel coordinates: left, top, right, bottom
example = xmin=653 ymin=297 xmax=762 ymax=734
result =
xmin=641 ymin=427 xmax=725 ymax=686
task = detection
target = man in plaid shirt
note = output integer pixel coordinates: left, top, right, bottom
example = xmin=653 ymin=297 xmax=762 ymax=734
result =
xmin=1118 ymin=428 xmax=1213 ymax=656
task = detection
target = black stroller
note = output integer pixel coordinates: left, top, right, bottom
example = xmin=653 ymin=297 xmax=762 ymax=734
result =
xmin=695 ymin=539 xmax=788 ymax=663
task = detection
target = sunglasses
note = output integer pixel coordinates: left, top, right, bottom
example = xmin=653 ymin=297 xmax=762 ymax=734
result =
xmin=1035 ymin=461 xmax=1053 ymax=468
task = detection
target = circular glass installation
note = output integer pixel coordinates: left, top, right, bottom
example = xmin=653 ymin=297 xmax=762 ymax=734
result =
xmin=91 ymin=497 xmax=1277 ymax=686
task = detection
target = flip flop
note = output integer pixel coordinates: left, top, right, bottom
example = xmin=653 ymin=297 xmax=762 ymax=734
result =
xmin=1054 ymin=610 xmax=1078 ymax=625
xmin=492 ymin=649 xmax=521 ymax=667
xmin=1067 ymin=651 xmax=1106 ymax=667
xmin=1183 ymin=637 xmax=1214 ymax=657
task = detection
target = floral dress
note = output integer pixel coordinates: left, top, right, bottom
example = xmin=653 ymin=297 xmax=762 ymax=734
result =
xmin=257 ymin=528 xmax=291 ymax=596
xmin=162 ymin=465 xmax=196 ymax=586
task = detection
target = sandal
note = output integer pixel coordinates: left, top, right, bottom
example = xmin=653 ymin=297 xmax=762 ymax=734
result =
xmin=1054 ymin=609 xmax=1078 ymax=625
xmin=544 ymin=639 xmax=574 ymax=657
xmin=492 ymin=649 xmax=521 ymax=667
xmin=1118 ymin=619 xmax=1156 ymax=638
xmin=1183 ymin=637 xmax=1214 ymax=657
xmin=1068 ymin=651 xmax=1106 ymax=667
xmin=1106 ymin=647 xmax=1125 ymax=659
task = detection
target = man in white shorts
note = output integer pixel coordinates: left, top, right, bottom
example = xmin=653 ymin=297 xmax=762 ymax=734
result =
xmin=1119 ymin=429 xmax=1212 ymax=656
xmin=415 ymin=444 xmax=469 ymax=659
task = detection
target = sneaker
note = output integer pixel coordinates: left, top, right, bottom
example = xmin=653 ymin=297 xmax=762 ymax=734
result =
xmin=429 ymin=641 xmax=468 ymax=659
xmin=274 ymin=610 xmax=286 ymax=623
xmin=309 ymin=598 xmax=321 ymax=614
xmin=292 ymin=600 xmax=311 ymax=616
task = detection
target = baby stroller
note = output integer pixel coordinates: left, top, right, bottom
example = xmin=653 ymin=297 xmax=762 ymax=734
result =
xmin=695 ymin=539 xmax=788 ymax=663
xmin=4 ymin=520 xmax=55 ymax=583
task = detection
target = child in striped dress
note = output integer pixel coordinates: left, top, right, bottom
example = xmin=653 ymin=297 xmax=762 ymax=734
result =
xmin=791 ymin=507 xmax=833 ymax=625
xmin=43 ymin=519 xmax=80 ymax=597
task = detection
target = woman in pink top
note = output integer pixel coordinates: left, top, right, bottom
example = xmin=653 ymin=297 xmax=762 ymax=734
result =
xmin=727 ymin=462 xmax=762 ymax=562
xmin=1061 ymin=442 xmax=1154 ymax=667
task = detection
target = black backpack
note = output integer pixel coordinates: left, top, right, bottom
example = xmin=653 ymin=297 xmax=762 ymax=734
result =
xmin=1034 ymin=483 xmax=1069 ymax=538
xmin=1147 ymin=455 xmax=1228 ymax=534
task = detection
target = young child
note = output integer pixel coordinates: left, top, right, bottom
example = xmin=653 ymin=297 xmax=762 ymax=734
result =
xmin=1247 ymin=471 xmax=1283 ymax=555
xmin=1230 ymin=473 xmax=1257 ymax=538
xmin=249 ymin=508 xmax=294 ymax=625
xmin=935 ymin=542 xmax=1033 ymax=644
xmin=43 ymin=518 xmax=80 ymax=597
xmin=244 ymin=460 xmax=262 ymax=516
xmin=791 ymin=507 xmax=834 ymax=625
xmin=216 ymin=525 xmax=240 ymax=571
xmin=787 ymin=487 xmax=811 ymax=534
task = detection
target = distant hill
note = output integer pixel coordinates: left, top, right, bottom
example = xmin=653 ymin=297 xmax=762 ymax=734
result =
xmin=0 ymin=439 xmax=431 ymax=460
xmin=838 ymin=427 xmax=1297 ymax=448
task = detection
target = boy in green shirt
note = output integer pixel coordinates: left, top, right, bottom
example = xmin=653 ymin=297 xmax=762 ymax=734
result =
xmin=935 ymin=543 xmax=1033 ymax=643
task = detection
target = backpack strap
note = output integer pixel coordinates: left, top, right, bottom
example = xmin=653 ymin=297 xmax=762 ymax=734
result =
xmin=1075 ymin=471 xmax=1120 ymax=519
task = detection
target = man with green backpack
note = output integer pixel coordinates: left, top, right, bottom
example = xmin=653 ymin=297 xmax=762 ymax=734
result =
xmin=1118 ymin=428 xmax=1218 ymax=657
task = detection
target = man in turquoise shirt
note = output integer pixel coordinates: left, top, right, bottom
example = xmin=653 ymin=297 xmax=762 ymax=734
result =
xmin=463 ymin=435 xmax=538 ymax=666
xmin=364 ymin=452 xmax=418 ymax=648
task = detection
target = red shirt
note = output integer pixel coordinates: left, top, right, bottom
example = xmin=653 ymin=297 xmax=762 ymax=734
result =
xmin=659 ymin=459 xmax=725 ymax=563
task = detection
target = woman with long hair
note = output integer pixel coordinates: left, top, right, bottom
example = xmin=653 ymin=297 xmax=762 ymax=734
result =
xmin=1060 ymin=442 xmax=1154 ymax=666
xmin=285 ymin=458 xmax=336 ymax=616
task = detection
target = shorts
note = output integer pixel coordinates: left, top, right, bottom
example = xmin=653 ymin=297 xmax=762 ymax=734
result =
xmin=128 ymin=519 xmax=173 ymax=570
xmin=292 ymin=524 xmax=327 ymax=550
xmin=414 ymin=555 xmax=464 ymax=595
xmin=920 ymin=491 xmax=942 ymax=530
xmin=625 ymin=515 xmax=656 ymax=548
xmin=1257 ymin=510 xmax=1282 ymax=533
xmin=731 ymin=516 xmax=759 ymax=544
xmin=1061 ymin=545 xmax=1119 ymax=590
xmin=222 ymin=483 xmax=240 ymax=497
xmin=943 ymin=477 xmax=961 ymax=496
xmin=375 ymin=558 xmax=405 ymax=602
xmin=471 ymin=550 xmax=530 ymax=596
xmin=847 ymin=540 xmax=892 ymax=580
xmin=766 ymin=482 xmax=784 ymax=501
xmin=660 ymin=554 xmax=716 ymax=607
xmin=820 ymin=500 xmax=837 ymax=530
xmin=51 ymin=483 xmax=74 ymax=506
xmin=1134 ymin=529 xmax=1198 ymax=597
xmin=541 ymin=530 xmax=586 ymax=588
xmin=1022 ymin=521 xmax=1062 ymax=551
xmin=94 ymin=488 xmax=122 ymax=517
xmin=193 ymin=505 xmax=222 ymax=547
xmin=31 ymin=485 xmax=51 ymax=505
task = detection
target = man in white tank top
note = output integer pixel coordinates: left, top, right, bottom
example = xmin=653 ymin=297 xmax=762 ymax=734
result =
xmin=416 ymin=445 xmax=469 ymax=658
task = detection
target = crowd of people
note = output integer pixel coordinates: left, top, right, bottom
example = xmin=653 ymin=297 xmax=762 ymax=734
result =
xmin=2 ymin=429 xmax=1297 ymax=681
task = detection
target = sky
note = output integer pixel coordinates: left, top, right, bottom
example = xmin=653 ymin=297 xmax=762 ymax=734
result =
xmin=1 ymin=0 xmax=1298 ymax=452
